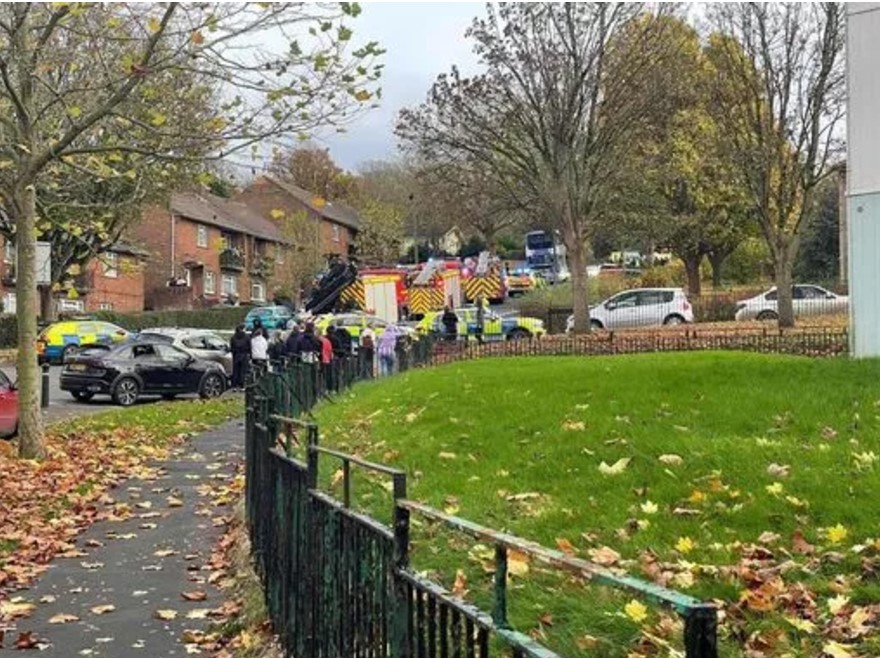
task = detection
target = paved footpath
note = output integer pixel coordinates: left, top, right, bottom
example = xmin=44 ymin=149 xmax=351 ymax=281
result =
xmin=5 ymin=419 xmax=246 ymax=656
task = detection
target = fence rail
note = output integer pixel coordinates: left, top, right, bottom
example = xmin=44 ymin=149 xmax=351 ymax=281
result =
xmin=245 ymin=345 xmax=729 ymax=658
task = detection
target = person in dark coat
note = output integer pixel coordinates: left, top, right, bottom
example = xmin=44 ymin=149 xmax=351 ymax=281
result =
xmin=285 ymin=324 xmax=302 ymax=357
xmin=441 ymin=306 xmax=458 ymax=342
xmin=230 ymin=324 xmax=251 ymax=389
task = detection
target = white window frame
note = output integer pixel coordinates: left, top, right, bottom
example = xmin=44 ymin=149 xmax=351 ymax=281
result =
xmin=58 ymin=299 xmax=84 ymax=313
xmin=99 ymin=302 xmax=113 ymax=311
xmin=3 ymin=241 xmax=13 ymax=264
xmin=204 ymin=270 xmax=216 ymax=295
xmin=222 ymin=274 xmax=237 ymax=297
xmin=103 ymin=252 xmax=119 ymax=278
xmin=251 ymin=281 xmax=265 ymax=303
xmin=332 ymin=224 xmax=341 ymax=243
xmin=197 ymin=224 xmax=208 ymax=248
xmin=3 ymin=292 xmax=15 ymax=314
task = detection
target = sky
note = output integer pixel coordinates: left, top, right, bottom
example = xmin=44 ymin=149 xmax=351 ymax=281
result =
xmin=313 ymin=3 xmax=483 ymax=172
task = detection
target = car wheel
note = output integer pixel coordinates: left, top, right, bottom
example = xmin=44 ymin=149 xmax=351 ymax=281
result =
xmin=71 ymin=391 xmax=94 ymax=402
xmin=199 ymin=372 xmax=225 ymax=399
xmin=663 ymin=314 xmax=685 ymax=326
xmin=756 ymin=310 xmax=778 ymax=321
xmin=113 ymin=377 xmax=140 ymax=407
xmin=507 ymin=328 xmax=531 ymax=340
xmin=590 ymin=319 xmax=604 ymax=330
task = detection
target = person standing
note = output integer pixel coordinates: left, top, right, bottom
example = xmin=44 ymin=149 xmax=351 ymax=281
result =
xmin=475 ymin=295 xmax=486 ymax=345
xmin=250 ymin=326 xmax=269 ymax=376
xmin=360 ymin=326 xmax=375 ymax=379
xmin=319 ymin=326 xmax=335 ymax=392
xmin=230 ymin=324 xmax=251 ymax=390
xmin=441 ymin=306 xmax=458 ymax=342
xmin=377 ymin=325 xmax=399 ymax=377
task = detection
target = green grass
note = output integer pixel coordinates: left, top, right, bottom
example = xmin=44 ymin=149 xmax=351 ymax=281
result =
xmin=312 ymin=353 xmax=880 ymax=657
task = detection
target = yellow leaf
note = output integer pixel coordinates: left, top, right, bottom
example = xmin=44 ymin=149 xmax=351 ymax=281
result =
xmin=785 ymin=616 xmax=817 ymax=634
xmin=0 ymin=601 xmax=35 ymax=618
xmin=658 ymin=454 xmax=683 ymax=466
xmin=640 ymin=500 xmax=658 ymax=514
xmin=269 ymin=208 xmax=286 ymax=220
xmin=555 ymin=537 xmax=576 ymax=556
xmin=587 ymin=545 xmax=621 ymax=566
xmin=91 ymin=604 xmax=115 ymax=615
xmin=826 ymin=523 xmax=849 ymax=545
xmin=827 ymin=594 xmax=850 ymax=615
xmin=49 ymin=613 xmax=80 ymax=624
xmin=561 ymin=420 xmax=585 ymax=431
xmin=765 ymin=482 xmax=784 ymax=496
xmin=330 ymin=468 xmax=344 ymax=487
xmin=67 ymin=106 xmax=82 ymax=119
xmin=623 ymin=599 xmax=648 ymax=623
xmin=823 ymin=641 xmax=855 ymax=658
xmin=451 ymin=569 xmax=467 ymax=597
xmin=675 ymin=536 xmax=696 ymax=554
xmin=147 ymin=16 xmax=161 ymax=33
xmin=150 ymin=112 xmax=167 ymax=127
xmin=438 ymin=452 xmax=457 ymax=460
xmin=312 ymin=196 xmax=326 ymax=209
xmin=598 ymin=457 xmax=631 ymax=476
xmin=354 ymin=89 xmax=372 ymax=102
xmin=688 ymin=490 xmax=706 ymax=504
xmin=507 ymin=549 xmax=530 ymax=576
xmin=154 ymin=609 xmax=178 ymax=621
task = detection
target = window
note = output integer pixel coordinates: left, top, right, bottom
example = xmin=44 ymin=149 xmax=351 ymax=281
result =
xmin=3 ymin=240 xmax=13 ymax=264
xmin=197 ymin=224 xmax=208 ymax=248
xmin=155 ymin=344 xmax=189 ymax=362
xmin=3 ymin=292 xmax=15 ymax=314
xmin=608 ymin=292 xmax=638 ymax=309
xmin=58 ymin=299 xmax=84 ymax=313
xmin=765 ymin=290 xmax=778 ymax=301
xmin=222 ymin=274 xmax=237 ymax=297
xmin=103 ymin=253 xmax=118 ymax=278
xmin=182 ymin=336 xmax=207 ymax=350
xmin=204 ymin=270 xmax=216 ymax=295
xmin=332 ymin=224 xmax=340 ymax=243
xmin=251 ymin=281 xmax=265 ymax=302
xmin=637 ymin=290 xmax=673 ymax=306
xmin=99 ymin=302 xmax=113 ymax=311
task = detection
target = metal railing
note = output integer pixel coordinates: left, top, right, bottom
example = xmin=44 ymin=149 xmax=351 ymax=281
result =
xmin=245 ymin=352 xmax=720 ymax=658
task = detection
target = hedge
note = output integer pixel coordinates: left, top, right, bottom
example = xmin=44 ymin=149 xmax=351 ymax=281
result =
xmin=0 ymin=306 xmax=251 ymax=349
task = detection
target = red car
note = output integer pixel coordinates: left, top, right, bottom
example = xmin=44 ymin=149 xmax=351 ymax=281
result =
xmin=0 ymin=369 xmax=17 ymax=437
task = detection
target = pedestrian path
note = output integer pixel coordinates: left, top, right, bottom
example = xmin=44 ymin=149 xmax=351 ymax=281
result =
xmin=2 ymin=419 xmax=245 ymax=655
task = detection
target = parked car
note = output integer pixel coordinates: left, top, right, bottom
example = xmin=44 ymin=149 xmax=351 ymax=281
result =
xmin=245 ymin=305 xmax=294 ymax=331
xmin=60 ymin=341 xmax=226 ymax=406
xmin=506 ymin=268 xmax=545 ymax=296
xmin=0 ymin=369 xmax=17 ymax=438
xmin=566 ymin=288 xmax=694 ymax=332
xmin=136 ymin=328 xmax=233 ymax=376
xmin=315 ymin=313 xmax=417 ymax=345
xmin=37 ymin=320 xmax=130 ymax=364
xmin=419 ymin=306 xmax=545 ymax=341
xmin=734 ymin=285 xmax=849 ymax=322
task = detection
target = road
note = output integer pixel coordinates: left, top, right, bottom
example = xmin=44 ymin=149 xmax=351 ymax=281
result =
xmin=0 ymin=363 xmax=210 ymax=423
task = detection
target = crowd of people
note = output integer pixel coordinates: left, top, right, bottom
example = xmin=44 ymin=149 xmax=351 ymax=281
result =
xmin=229 ymin=316 xmax=405 ymax=391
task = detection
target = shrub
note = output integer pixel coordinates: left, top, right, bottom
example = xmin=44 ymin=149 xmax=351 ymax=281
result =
xmin=92 ymin=307 xmax=250 ymax=332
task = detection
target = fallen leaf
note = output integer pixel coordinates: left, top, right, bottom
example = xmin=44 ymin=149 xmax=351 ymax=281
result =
xmin=507 ymin=549 xmax=530 ymax=576
xmin=675 ymin=536 xmax=696 ymax=554
xmin=828 ymin=594 xmax=850 ymax=615
xmin=640 ymin=500 xmax=659 ymax=515
xmin=624 ymin=599 xmax=648 ymax=623
xmin=767 ymin=463 xmax=791 ymax=479
xmin=587 ymin=546 xmax=621 ymax=566
xmin=438 ymin=452 xmax=457 ymax=460
xmin=792 ymin=529 xmax=815 ymax=555
xmin=167 ymin=497 xmax=184 ymax=508
xmin=555 ymin=538 xmax=576 ymax=556
xmin=0 ymin=601 xmax=35 ymax=618
xmin=823 ymin=641 xmax=854 ymax=658
xmin=451 ymin=569 xmax=468 ymax=597
xmin=181 ymin=591 xmax=207 ymax=602
xmin=658 ymin=454 xmax=683 ymax=466
xmin=14 ymin=631 xmax=38 ymax=650
xmin=154 ymin=609 xmax=178 ymax=620
xmin=598 ymin=457 xmax=631 ymax=476
xmin=330 ymin=469 xmax=344 ymax=487
xmin=561 ymin=420 xmax=585 ymax=431
xmin=826 ymin=523 xmax=849 ymax=545
xmin=91 ymin=605 xmax=115 ymax=615
xmin=154 ymin=549 xmax=177 ymax=557
xmin=48 ymin=613 xmax=80 ymax=624
xmin=186 ymin=609 xmax=211 ymax=620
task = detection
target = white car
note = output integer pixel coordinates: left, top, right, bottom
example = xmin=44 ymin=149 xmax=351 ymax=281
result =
xmin=734 ymin=285 xmax=848 ymax=321
xmin=566 ymin=288 xmax=694 ymax=332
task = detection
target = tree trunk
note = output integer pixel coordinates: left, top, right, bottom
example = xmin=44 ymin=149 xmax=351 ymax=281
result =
xmin=39 ymin=287 xmax=55 ymax=322
xmin=15 ymin=182 xmax=44 ymax=459
xmin=708 ymin=250 xmax=727 ymax=290
xmin=684 ymin=254 xmax=702 ymax=296
xmin=775 ymin=250 xmax=795 ymax=328
xmin=569 ymin=236 xmax=590 ymax=333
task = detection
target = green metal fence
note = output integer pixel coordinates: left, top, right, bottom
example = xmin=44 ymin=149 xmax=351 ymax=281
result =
xmin=245 ymin=353 xmax=719 ymax=658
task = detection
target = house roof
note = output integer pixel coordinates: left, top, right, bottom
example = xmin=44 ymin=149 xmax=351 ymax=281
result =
xmin=170 ymin=191 xmax=285 ymax=243
xmin=260 ymin=174 xmax=361 ymax=231
xmin=106 ymin=241 xmax=150 ymax=258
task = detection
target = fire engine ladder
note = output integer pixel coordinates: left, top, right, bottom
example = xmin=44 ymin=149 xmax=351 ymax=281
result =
xmin=413 ymin=260 xmax=443 ymax=286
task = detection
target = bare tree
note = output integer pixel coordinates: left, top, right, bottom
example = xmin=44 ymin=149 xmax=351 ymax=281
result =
xmin=706 ymin=3 xmax=845 ymax=326
xmin=0 ymin=3 xmax=382 ymax=457
xmin=397 ymin=4 xmax=681 ymax=332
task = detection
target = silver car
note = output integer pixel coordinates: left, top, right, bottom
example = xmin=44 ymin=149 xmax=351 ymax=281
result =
xmin=137 ymin=328 xmax=233 ymax=376
xmin=566 ymin=288 xmax=694 ymax=332
xmin=735 ymin=285 xmax=849 ymax=321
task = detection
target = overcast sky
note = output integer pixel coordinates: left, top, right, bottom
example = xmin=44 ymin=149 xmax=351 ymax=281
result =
xmin=314 ymin=3 xmax=484 ymax=173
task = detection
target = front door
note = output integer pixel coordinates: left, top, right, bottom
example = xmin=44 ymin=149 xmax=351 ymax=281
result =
xmin=604 ymin=291 xmax=640 ymax=329
xmin=155 ymin=344 xmax=198 ymax=392
xmin=131 ymin=344 xmax=166 ymax=392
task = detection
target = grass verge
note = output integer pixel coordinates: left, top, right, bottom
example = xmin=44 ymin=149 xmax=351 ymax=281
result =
xmin=312 ymin=353 xmax=880 ymax=658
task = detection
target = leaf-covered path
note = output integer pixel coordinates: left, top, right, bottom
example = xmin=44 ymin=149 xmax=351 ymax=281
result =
xmin=2 ymin=419 xmax=245 ymax=654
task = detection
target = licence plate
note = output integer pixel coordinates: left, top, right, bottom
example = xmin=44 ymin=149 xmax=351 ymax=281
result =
xmin=69 ymin=363 xmax=86 ymax=372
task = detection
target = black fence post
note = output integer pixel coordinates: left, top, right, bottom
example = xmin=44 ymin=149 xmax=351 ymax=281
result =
xmin=40 ymin=362 xmax=50 ymax=409
xmin=391 ymin=473 xmax=410 ymax=658
xmin=684 ymin=604 xmax=718 ymax=658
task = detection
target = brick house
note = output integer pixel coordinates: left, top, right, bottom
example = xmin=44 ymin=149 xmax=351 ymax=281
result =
xmin=0 ymin=238 xmax=146 ymax=315
xmin=132 ymin=192 xmax=289 ymax=311
xmin=234 ymin=174 xmax=361 ymax=260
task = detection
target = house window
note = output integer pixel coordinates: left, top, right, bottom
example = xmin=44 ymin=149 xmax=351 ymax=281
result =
xmin=99 ymin=302 xmax=113 ymax=311
xmin=204 ymin=270 xmax=216 ymax=295
xmin=3 ymin=292 xmax=15 ymax=314
xmin=332 ymin=225 xmax=341 ymax=243
xmin=222 ymin=274 xmax=237 ymax=297
xmin=3 ymin=241 xmax=13 ymax=264
xmin=197 ymin=224 xmax=208 ymax=248
xmin=58 ymin=299 xmax=84 ymax=313
xmin=103 ymin=252 xmax=118 ymax=278
xmin=251 ymin=281 xmax=265 ymax=303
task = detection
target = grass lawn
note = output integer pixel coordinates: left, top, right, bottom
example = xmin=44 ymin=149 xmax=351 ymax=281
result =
xmin=312 ymin=353 xmax=880 ymax=658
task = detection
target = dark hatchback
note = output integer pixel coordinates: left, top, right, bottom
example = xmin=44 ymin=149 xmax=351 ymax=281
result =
xmin=60 ymin=341 xmax=227 ymax=407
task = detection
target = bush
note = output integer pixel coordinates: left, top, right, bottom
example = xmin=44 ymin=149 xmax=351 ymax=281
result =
xmin=638 ymin=263 xmax=684 ymax=288
xmin=92 ymin=307 xmax=250 ymax=332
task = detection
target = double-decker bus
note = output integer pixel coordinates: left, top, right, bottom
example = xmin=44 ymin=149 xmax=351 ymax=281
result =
xmin=524 ymin=230 xmax=570 ymax=284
